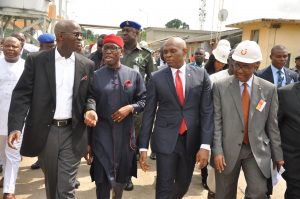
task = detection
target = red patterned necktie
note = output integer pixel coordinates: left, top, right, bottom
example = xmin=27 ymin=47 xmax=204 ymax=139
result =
xmin=242 ymin=83 xmax=250 ymax=144
xmin=175 ymin=70 xmax=186 ymax=135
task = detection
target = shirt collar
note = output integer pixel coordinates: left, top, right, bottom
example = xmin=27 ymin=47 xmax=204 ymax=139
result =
xmin=239 ymin=74 xmax=254 ymax=88
xmin=55 ymin=47 xmax=75 ymax=61
xmin=170 ymin=63 xmax=186 ymax=76
xmin=271 ymin=64 xmax=285 ymax=74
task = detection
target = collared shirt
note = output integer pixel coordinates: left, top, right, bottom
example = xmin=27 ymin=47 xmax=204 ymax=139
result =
xmin=239 ymin=75 xmax=254 ymax=97
xmin=140 ymin=63 xmax=210 ymax=151
xmin=170 ymin=63 xmax=186 ymax=96
xmin=271 ymin=64 xmax=286 ymax=86
xmin=53 ymin=48 xmax=75 ymax=119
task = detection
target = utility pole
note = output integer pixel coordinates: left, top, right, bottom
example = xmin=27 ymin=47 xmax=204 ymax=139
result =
xmin=199 ymin=0 xmax=206 ymax=30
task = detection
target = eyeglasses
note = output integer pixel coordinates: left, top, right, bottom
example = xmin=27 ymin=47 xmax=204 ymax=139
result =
xmin=61 ymin=32 xmax=83 ymax=38
xmin=234 ymin=62 xmax=253 ymax=71
xmin=102 ymin=45 xmax=120 ymax=52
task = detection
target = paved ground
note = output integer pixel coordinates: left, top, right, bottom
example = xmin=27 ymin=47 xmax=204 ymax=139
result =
xmin=1 ymin=156 xmax=286 ymax=199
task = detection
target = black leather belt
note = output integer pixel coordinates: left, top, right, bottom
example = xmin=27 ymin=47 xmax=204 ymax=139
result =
xmin=52 ymin=119 xmax=72 ymax=127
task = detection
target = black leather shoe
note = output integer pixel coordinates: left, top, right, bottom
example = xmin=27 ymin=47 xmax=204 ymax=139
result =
xmin=202 ymin=182 xmax=209 ymax=190
xmin=149 ymin=152 xmax=156 ymax=160
xmin=75 ymin=179 xmax=80 ymax=189
xmin=30 ymin=161 xmax=40 ymax=170
xmin=207 ymin=191 xmax=215 ymax=199
xmin=124 ymin=179 xmax=134 ymax=191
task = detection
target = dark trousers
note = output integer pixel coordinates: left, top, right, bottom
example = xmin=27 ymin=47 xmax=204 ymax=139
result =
xmin=282 ymin=173 xmax=300 ymax=199
xmin=93 ymin=157 xmax=125 ymax=199
xmin=201 ymin=166 xmax=208 ymax=183
xmin=156 ymin=134 xmax=196 ymax=199
xmin=39 ymin=125 xmax=81 ymax=199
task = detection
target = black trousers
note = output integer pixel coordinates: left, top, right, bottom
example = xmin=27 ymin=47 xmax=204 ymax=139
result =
xmin=155 ymin=134 xmax=196 ymax=199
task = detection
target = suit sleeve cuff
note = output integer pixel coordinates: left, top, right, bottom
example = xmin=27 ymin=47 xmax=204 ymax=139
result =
xmin=139 ymin=148 xmax=148 ymax=152
xmin=200 ymin=144 xmax=211 ymax=151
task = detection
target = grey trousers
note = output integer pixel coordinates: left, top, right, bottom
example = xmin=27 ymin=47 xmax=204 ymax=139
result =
xmin=39 ymin=125 xmax=81 ymax=199
xmin=215 ymin=144 xmax=268 ymax=199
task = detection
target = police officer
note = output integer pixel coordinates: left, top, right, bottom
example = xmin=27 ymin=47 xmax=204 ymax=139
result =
xmin=120 ymin=20 xmax=156 ymax=191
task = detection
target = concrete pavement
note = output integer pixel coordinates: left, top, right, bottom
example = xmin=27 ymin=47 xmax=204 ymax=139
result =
xmin=0 ymin=157 xmax=286 ymax=198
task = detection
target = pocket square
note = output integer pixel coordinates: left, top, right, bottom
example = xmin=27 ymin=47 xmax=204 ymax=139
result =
xmin=124 ymin=80 xmax=133 ymax=88
xmin=81 ymin=75 xmax=88 ymax=81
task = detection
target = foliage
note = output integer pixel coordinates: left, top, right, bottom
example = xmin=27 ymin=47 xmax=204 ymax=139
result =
xmin=165 ymin=19 xmax=190 ymax=30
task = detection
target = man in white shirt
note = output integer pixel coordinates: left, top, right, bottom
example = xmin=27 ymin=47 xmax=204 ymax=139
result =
xmin=7 ymin=20 xmax=94 ymax=199
xmin=0 ymin=37 xmax=25 ymax=199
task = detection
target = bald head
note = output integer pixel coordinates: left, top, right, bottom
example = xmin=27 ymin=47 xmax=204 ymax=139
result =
xmin=271 ymin=45 xmax=287 ymax=55
xmin=54 ymin=20 xmax=81 ymax=36
xmin=163 ymin=37 xmax=187 ymax=69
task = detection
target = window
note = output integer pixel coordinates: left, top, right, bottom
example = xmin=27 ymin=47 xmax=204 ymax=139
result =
xmin=250 ymin=29 xmax=259 ymax=43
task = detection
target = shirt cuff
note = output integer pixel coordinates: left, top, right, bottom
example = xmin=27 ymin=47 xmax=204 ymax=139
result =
xmin=200 ymin=144 xmax=211 ymax=151
xmin=139 ymin=148 xmax=148 ymax=152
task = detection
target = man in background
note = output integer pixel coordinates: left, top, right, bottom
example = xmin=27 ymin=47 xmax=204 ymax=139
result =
xmin=292 ymin=55 xmax=300 ymax=75
xmin=191 ymin=48 xmax=205 ymax=67
xmin=257 ymin=45 xmax=298 ymax=87
xmin=88 ymin=34 xmax=106 ymax=69
xmin=0 ymin=37 xmax=25 ymax=199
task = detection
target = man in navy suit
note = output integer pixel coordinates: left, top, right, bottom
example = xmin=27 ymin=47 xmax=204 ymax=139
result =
xmin=256 ymin=44 xmax=298 ymax=198
xmin=139 ymin=37 xmax=214 ymax=198
xmin=256 ymin=45 xmax=298 ymax=87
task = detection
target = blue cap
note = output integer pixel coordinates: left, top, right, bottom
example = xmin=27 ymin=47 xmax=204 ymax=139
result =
xmin=37 ymin=33 xmax=55 ymax=43
xmin=120 ymin=21 xmax=141 ymax=30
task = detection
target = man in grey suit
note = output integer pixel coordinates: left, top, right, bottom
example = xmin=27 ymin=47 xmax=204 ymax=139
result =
xmin=278 ymin=82 xmax=300 ymax=199
xmin=7 ymin=20 xmax=94 ymax=199
xmin=213 ymin=40 xmax=284 ymax=199
xmin=139 ymin=37 xmax=214 ymax=199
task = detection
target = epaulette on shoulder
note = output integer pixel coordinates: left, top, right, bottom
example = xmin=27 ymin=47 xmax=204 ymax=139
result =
xmin=141 ymin=46 xmax=153 ymax=53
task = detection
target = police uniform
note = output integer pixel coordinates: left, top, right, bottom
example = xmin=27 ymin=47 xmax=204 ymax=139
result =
xmin=121 ymin=43 xmax=155 ymax=83
xmin=120 ymin=21 xmax=156 ymax=139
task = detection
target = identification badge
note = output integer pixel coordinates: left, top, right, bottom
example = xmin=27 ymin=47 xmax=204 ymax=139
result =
xmin=256 ymin=99 xmax=266 ymax=112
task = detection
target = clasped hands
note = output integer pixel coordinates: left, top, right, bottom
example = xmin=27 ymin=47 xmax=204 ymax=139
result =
xmin=84 ymin=105 xmax=134 ymax=127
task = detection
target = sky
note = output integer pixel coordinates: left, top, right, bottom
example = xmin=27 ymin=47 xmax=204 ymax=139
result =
xmin=67 ymin=0 xmax=300 ymax=33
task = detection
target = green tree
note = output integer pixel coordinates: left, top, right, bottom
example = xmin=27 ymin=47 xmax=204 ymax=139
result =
xmin=165 ymin=19 xmax=190 ymax=30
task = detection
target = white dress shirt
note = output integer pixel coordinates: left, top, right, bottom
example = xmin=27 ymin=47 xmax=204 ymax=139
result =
xmin=53 ymin=48 xmax=75 ymax=119
xmin=239 ymin=75 xmax=254 ymax=97
xmin=271 ymin=64 xmax=286 ymax=86
xmin=0 ymin=57 xmax=25 ymax=135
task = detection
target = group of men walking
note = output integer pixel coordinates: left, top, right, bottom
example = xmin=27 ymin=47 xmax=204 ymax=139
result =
xmin=0 ymin=18 xmax=299 ymax=199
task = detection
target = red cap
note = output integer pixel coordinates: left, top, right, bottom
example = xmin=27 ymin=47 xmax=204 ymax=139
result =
xmin=103 ymin=34 xmax=124 ymax=48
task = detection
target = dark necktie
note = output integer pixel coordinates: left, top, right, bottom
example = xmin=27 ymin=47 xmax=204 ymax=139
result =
xmin=277 ymin=70 xmax=284 ymax=88
xmin=175 ymin=70 xmax=186 ymax=135
xmin=242 ymin=83 xmax=250 ymax=145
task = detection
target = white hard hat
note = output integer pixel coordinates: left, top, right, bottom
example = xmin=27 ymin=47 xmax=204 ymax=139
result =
xmin=232 ymin=40 xmax=262 ymax=64
xmin=217 ymin=39 xmax=231 ymax=50
xmin=212 ymin=45 xmax=230 ymax=64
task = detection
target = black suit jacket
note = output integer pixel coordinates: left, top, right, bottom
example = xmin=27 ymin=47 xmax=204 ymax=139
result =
xmin=256 ymin=65 xmax=298 ymax=85
xmin=278 ymin=82 xmax=300 ymax=179
xmin=8 ymin=48 xmax=95 ymax=157
xmin=139 ymin=65 xmax=214 ymax=155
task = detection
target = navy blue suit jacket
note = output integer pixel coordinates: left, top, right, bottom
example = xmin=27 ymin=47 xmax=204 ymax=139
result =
xmin=256 ymin=65 xmax=298 ymax=85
